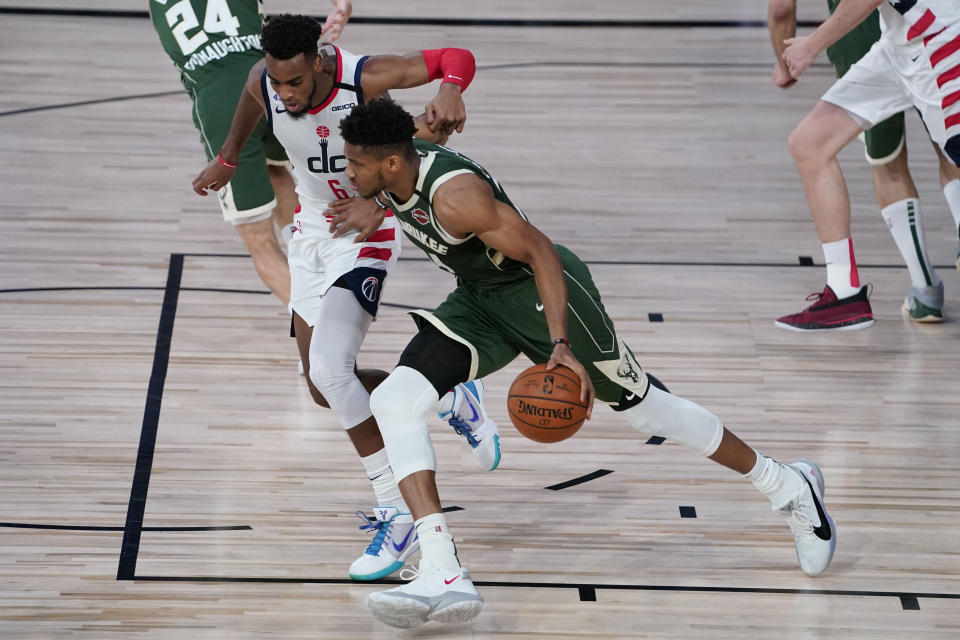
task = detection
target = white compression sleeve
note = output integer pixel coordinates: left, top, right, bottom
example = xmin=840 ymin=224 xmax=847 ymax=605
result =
xmin=368 ymin=366 xmax=441 ymax=482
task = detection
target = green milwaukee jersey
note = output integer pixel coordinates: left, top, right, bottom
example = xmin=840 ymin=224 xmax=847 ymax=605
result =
xmin=385 ymin=140 xmax=531 ymax=290
xmin=149 ymin=0 xmax=265 ymax=85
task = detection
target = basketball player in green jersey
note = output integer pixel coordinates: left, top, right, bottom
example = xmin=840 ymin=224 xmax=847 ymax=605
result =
xmin=336 ymin=101 xmax=837 ymax=629
xmin=769 ymin=0 xmax=960 ymax=328
xmin=150 ymin=0 xmax=352 ymax=305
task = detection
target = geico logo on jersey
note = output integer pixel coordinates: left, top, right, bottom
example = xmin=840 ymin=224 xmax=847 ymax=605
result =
xmin=331 ymin=102 xmax=357 ymax=112
xmin=399 ymin=220 xmax=449 ymax=254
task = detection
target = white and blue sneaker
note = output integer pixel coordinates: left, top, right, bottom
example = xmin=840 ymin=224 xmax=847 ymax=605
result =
xmin=367 ymin=559 xmax=483 ymax=628
xmin=349 ymin=506 xmax=418 ymax=581
xmin=440 ymin=380 xmax=501 ymax=471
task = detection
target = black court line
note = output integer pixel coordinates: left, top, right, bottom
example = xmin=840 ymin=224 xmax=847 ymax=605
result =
xmin=0 ymin=7 xmax=824 ymax=30
xmin=0 ymin=286 xmax=166 ymax=294
xmin=0 ymin=91 xmax=182 ymax=117
xmin=0 ymin=284 xmax=423 ymax=311
xmin=176 ymin=252 xmax=959 ymax=271
xmin=0 ymin=61 xmax=827 ymax=118
xmin=545 ymin=469 xmax=613 ymax=491
xmin=129 ymin=575 xmax=960 ymax=603
xmin=117 ymin=254 xmax=183 ymax=581
xmin=0 ymin=522 xmax=250 ymax=532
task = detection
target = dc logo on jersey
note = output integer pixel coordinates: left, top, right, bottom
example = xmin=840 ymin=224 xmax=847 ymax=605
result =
xmin=316 ymin=125 xmax=330 ymax=138
xmin=412 ymin=208 xmax=429 ymax=225
xmin=361 ymin=276 xmax=380 ymax=302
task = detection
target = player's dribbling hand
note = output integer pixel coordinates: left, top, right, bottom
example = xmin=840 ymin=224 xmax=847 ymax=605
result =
xmin=321 ymin=0 xmax=352 ymax=41
xmin=546 ymin=343 xmax=595 ymax=419
xmin=782 ymin=36 xmax=817 ymax=79
xmin=325 ymin=196 xmax=385 ymax=242
xmin=425 ymin=83 xmax=467 ymax=135
xmin=771 ymin=63 xmax=797 ymax=89
xmin=191 ymin=159 xmax=235 ymax=196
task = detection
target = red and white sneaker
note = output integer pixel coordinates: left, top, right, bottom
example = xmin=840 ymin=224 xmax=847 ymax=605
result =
xmin=775 ymin=285 xmax=874 ymax=331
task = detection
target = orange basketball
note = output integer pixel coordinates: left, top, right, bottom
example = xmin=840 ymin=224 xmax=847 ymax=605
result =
xmin=507 ymin=363 xmax=588 ymax=443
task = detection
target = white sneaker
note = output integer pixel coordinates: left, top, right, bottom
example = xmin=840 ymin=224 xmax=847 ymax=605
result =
xmin=367 ymin=559 xmax=483 ymax=628
xmin=440 ymin=380 xmax=501 ymax=471
xmin=348 ymin=507 xmax=418 ymax=581
xmin=779 ymin=460 xmax=837 ymax=576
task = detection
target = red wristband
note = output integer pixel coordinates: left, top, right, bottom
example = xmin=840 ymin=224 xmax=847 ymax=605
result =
xmin=217 ymin=151 xmax=238 ymax=168
xmin=422 ymin=48 xmax=475 ymax=92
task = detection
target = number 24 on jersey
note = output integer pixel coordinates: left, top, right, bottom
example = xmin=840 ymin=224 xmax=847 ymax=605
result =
xmin=159 ymin=0 xmax=241 ymax=55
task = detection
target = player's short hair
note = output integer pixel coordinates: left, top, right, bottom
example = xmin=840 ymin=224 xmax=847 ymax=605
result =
xmin=261 ymin=14 xmax=322 ymax=60
xmin=339 ymin=100 xmax=417 ymax=159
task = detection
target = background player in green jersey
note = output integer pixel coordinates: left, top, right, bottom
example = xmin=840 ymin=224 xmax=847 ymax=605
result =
xmin=150 ymin=0 xmax=353 ymax=306
xmin=768 ymin=0 xmax=960 ymax=328
xmin=337 ymin=101 xmax=837 ymax=629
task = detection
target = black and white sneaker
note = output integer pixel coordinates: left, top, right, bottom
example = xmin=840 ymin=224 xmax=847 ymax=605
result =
xmin=780 ymin=460 xmax=837 ymax=576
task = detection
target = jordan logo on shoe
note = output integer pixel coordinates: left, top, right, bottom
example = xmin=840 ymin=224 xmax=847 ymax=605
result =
xmin=444 ymin=574 xmax=461 ymax=585
xmin=797 ymin=472 xmax=832 ymax=541
xmin=391 ymin=528 xmax=414 ymax=552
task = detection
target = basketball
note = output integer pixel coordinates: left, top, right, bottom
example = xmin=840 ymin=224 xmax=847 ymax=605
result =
xmin=507 ymin=364 xmax=588 ymax=443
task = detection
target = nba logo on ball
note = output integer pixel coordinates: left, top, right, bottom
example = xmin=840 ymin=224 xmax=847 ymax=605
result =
xmin=361 ymin=276 xmax=379 ymax=302
xmin=542 ymin=375 xmax=554 ymax=394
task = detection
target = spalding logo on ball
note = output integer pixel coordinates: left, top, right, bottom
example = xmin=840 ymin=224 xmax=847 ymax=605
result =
xmin=507 ymin=364 xmax=588 ymax=443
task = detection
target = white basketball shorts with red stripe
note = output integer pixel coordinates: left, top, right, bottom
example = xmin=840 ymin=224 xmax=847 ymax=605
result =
xmin=822 ymin=22 xmax=960 ymax=165
xmin=288 ymin=203 xmax=401 ymax=327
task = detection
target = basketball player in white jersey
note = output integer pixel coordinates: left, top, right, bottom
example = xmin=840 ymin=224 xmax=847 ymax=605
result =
xmin=777 ymin=0 xmax=960 ymax=330
xmin=191 ymin=14 xmax=501 ymax=581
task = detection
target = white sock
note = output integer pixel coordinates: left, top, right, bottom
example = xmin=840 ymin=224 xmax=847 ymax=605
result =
xmin=359 ymin=449 xmax=407 ymax=512
xmin=744 ymin=451 xmax=803 ymax=510
xmin=414 ymin=513 xmax=461 ymax=571
xmin=944 ymin=179 xmax=960 ymax=237
xmin=822 ymin=237 xmax=861 ymax=298
xmin=881 ymin=198 xmax=940 ymax=288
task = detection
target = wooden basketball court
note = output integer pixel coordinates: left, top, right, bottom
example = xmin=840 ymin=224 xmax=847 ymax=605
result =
xmin=1 ymin=1 xmax=958 ymax=637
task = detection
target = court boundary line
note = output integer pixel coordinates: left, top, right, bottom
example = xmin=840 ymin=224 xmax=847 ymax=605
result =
xmin=129 ymin=574 xmax=960 ymax=605
xmin=117 ymin=254 xmax=183 ymax=580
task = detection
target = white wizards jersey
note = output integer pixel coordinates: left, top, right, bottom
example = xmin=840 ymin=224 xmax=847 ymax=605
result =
xmin=261 ymin=44 xmax=367 ymax=218
xmin=879 ymin=1 xmax=960 ymax=46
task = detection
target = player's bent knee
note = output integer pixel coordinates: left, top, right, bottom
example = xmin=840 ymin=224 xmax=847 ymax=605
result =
xmin=624 ymin=386 xmax=723 ymax=457
xmin=309 ymin=356 xmax=373 ymax=429
xmin=368 ymin=366 xmax=440 ymax=481
xmin=305 ymin=381 xmax=330 ymax=409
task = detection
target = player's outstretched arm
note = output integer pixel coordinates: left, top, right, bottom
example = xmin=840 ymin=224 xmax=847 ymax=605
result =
xmin=783 ymin=0 xmax=883 ymax=79
xmin=767 ymin=0 xmax=798 ymax=89
xmin=192 ymin=62 xmax=268 ymax=195
xmin=361 ymin=48 xmax=474 ymax=134
xmin=433 ymin=175 xmax=596 ymax=415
